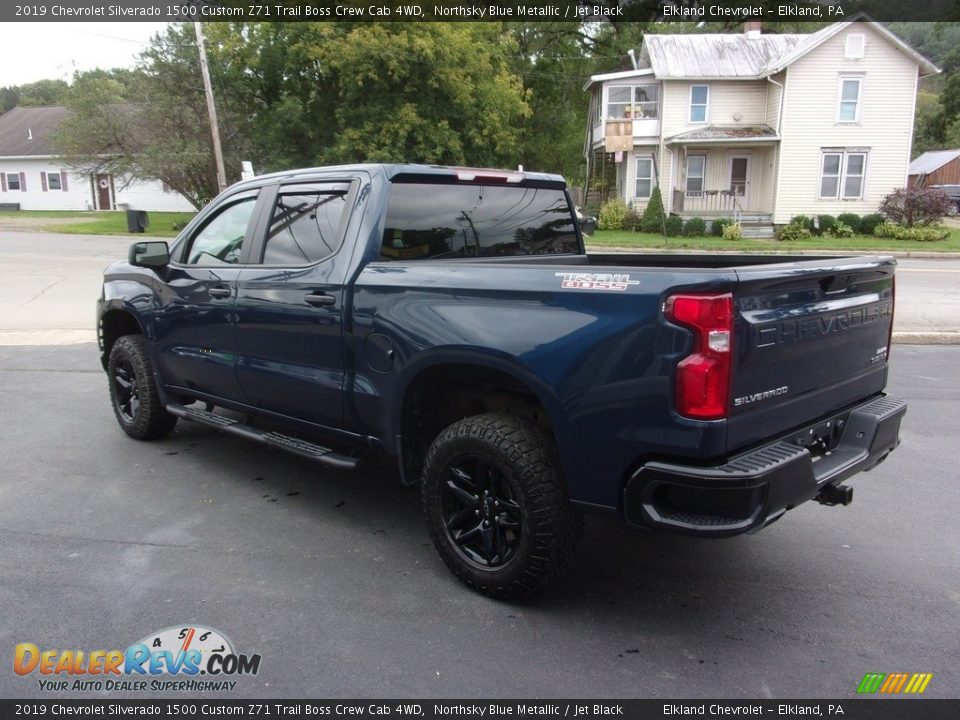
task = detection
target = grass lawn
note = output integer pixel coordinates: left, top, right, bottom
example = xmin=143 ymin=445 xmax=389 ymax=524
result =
xmin=586 ymin=229 xmax=960 ymax=253
xmin=0 ymin=210 xmax=196 ymax=238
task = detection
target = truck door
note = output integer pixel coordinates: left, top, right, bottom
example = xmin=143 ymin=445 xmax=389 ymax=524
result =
xmin=152 ymin=189 xmax=262 ymax=402
xmin=233 ymin=180 xmax=357 ymax=430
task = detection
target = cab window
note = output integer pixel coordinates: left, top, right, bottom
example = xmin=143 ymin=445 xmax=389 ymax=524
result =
xmin=261 ymin=183 xmax=351 ymax=265
xmin=184 ymin=196 xmax=258 ymax=265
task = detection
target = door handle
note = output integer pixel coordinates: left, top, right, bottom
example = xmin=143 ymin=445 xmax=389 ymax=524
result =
xmin=304 ymin=292 xmax=336 ymax=307
xmin=209 ymin=286 xmax=232 ymax=299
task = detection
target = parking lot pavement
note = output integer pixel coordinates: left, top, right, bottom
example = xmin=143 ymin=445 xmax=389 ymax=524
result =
xmin=0 ymin=343 xmax=956 ymax=699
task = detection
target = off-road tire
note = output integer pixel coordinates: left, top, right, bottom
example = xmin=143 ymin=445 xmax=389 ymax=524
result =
xmin=107 ymin=334 xmax=177 ymax=440
xmin=422 ymin=413 xmax=583 ymax=599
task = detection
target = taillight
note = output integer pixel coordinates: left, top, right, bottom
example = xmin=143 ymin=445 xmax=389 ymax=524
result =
xmin=664 ymin=293 xmax=734 ymax=420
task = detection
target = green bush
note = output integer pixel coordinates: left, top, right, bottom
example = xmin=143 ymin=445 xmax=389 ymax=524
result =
xmin=859 ymin=213 xmax=885 ymax=235
xmin=721 ymin=222 xmax=743 ymax=241
xmin=815 ymin=215 xmax=836 ymax=236
xmin=790 ymin=214 xmax=815 ymax=234
xmin=826 ymin=221 xmax=855 ymax=238
xmin=664 ymin=215 xmax=684 ymax=237
xmin=683 ymin=217 xmax=707 ymax=237
xmin=622 ymin=209 xmax=643 ymax=232
xmin=837 ymin=213 xmax=861 ymax=232
xmin=597 ymin=197 xmax=629 ymax=231
xmin=710 ymin=218 xmax=734 ymax=236
xmin=776 ymin=221 xmax=813 ymax=242
xmin=639 ymin=187 xmax=666 ymax=233
xmin=873 ymin=222 xmax=949 ymax=242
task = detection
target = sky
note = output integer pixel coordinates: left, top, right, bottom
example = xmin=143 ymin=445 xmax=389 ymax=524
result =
xmin=0 ymin=22 xmax=170 ymax=87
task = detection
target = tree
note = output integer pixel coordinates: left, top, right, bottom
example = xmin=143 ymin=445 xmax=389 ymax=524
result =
xmin=55 ymin=24 xmax=250 ymax=208
xmin=315 ymin=23 xmax=531 ymax=167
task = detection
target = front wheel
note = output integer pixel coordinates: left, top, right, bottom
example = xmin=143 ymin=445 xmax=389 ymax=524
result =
xmin=107 ymin=334 xmax=177 ymax=440
xmin=421 ymin=413 xmax=583 ymax=599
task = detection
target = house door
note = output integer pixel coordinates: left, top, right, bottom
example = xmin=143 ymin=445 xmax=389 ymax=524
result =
xmin=95 ymin=174 xmax=113 ymax=210
xmin=729 ymin=156 xmax=749 ymax=209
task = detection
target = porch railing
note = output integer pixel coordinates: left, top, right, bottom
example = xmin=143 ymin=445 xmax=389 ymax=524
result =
xmin=672 ymin=187 xmax=746 ymax=216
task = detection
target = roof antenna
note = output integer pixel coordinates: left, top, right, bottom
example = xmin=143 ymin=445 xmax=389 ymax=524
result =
xmin=627 ymin=49 xmax=638 ymax=70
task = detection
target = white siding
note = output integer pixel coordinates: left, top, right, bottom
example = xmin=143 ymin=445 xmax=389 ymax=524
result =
xmin=0 ymin=160 xmax=92 ymax=210
xmin=114 ymin=177 xmax=195 ymax=212
xmin=621 ymin=145 xmax=660 ymax=208
xmin=774 ymin=24 xmax=919 ymax=224
xmin=0 ymin=160 xmax=194 ymax=212
xmin=661 ymin=80 xmax=769 ymax=138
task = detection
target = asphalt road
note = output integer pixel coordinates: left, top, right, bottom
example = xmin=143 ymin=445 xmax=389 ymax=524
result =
xmin=0 ymin=342 xmax=956 ymax=699
xmin=0 ymin=231 xmax=959 ymax=345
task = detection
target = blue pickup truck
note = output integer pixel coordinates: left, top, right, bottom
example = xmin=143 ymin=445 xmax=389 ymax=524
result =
xmin=98 ymin=164 xmax=906 ymax=598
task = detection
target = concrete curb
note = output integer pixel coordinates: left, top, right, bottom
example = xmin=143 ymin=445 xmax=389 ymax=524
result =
xmin=892 ymin=332 xmax=960 ymax=345
xmin=586 ymin=246 xmax=960 ymax=259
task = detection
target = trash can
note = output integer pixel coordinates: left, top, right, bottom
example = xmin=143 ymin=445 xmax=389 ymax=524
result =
xmin=126 ymin=209 xmax=149 ymax=233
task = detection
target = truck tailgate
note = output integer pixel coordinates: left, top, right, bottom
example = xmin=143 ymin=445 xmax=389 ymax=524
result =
xmin=727 ymin=256 xmax=895 ymax=451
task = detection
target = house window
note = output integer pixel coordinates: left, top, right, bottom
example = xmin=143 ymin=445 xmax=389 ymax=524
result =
xmin=47 ymin=171 xmax=62 ymax=191
xmin=606 ymin=85 xmax=659 ymax=119
xmin=6 ymin=172 xmax=21 ymax=191
xmin=689 ymin=85 xmax=709 ymax=123
xmin=819 ymin=151 xmax=867 ymax=199
xmin=845 ymin=34 xmax=865 ymax=59
xmin=685 ymin=155 xmax=705 ymax=197
xmin=838 ymin=78 xmax=862 ymax=123
xmin=635 ymin=157 xmax=654 ymax=199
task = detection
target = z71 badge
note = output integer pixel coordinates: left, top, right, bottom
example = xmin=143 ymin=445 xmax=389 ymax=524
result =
xmin=556 ymin=272 xmax=640 ymax=291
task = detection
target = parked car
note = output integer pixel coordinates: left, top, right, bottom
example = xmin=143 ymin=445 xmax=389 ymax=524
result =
xmin=98 ymin=164 xmax=906 ymax=598
xmin=929 ymin=184 xmax=960 ymax=215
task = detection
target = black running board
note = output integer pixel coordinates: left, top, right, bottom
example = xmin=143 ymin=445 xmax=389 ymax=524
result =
xmin=166 ymin=404 xmax=360 ymax=471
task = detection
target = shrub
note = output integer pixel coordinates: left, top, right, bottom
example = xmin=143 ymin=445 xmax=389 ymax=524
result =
xmin=776 ymin=221 xmax=812 ymax=242
xmin=639 ymin=186 xmax=666 ymax=233
xmin=826 ymin=221 xmax=855 ymax=238
xmin=721 ymin=222 xmax=743 ymax=241
xmin=790 ymin=214 xmax=813 ymax=232
xmin=859 ymin=213 xmax=885 ymax=235
xmin=873 ymin=222 xmax=949 ymax=242
xmin=622 ymin=209 xmax=643 ymax=232
xmin=664 ymin=215 xmax=684 ymax=237
xmin=683 ymin=217 xmax=707 ymax=237
xmin=816 ymin=215 xmax=836 ymax=236
xmin=597 ymin=197 xmax=629 ymax=231
xmin=710 ymin=218 xmax=734 ymax=236
xmin=837 ymin=213 xmax=861 ymax=232
xmin=879 ymin=187 xmax=953 ymax=226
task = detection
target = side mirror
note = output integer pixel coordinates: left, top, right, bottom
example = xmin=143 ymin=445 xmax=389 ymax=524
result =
xmin=128 ymin=241 xmax=170 ymax=269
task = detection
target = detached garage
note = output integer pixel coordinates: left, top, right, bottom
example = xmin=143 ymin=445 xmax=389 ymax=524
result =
xmin=908 ymin=149 xmax=960 ymax=188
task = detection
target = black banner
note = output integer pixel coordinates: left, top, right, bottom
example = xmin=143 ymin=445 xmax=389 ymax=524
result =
xmin=1 ymin=700 xmax=959 ymax=720
xmin=3 ymin=0 xmax=960 ymax=24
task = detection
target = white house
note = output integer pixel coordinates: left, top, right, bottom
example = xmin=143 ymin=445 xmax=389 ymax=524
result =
xmin=583 ymin=15 xmax=939 ymax=235
xmin=0 ymin=106 xmax=195 ymax=212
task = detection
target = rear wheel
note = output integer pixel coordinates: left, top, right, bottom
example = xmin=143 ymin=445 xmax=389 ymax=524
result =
xmin=948 ymin=202 xmax=959 ymax=217
xmin=108 ymin=335 xmax=177 ymax=440
xmin=421 ymin=413 xmax=582 ymax=599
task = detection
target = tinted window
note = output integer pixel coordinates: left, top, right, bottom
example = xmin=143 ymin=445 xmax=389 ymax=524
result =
xmin=185 ymin=196 xmax=257 ymax=265
xmin=262 ymin=185 xmax=349 ymax=265
xmin=381 ymin=183 xmax=578 ymax=260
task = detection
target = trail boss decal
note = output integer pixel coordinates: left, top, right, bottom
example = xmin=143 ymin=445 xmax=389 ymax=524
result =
xmin=556 ymin=272 xmax=640 ymax=291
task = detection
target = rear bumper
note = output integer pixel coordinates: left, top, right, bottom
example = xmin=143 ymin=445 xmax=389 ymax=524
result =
xmin=623 ymin=394 xmax=906 ymax=537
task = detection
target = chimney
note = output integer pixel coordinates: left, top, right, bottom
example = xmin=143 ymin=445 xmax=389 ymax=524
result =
xmin=744 ymin=21 xmax=762 ymax=40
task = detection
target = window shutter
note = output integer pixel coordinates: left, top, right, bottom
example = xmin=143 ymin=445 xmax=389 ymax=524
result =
xmin=41 ymin=171 xmax=48 ymax=192
xmin=1 ymin=174 xmax=6 ymax=192
xmin=19 ymin=172 xmax=26 ymax=192
xmin=61 ymin=171 xmax=68 ymax=191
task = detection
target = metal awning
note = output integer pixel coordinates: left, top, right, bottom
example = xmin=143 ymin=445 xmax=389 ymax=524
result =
xmin=666 ymin=125 xmax=779 ymax=145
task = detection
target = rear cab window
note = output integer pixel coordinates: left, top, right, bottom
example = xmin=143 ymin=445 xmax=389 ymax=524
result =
xmin=260 ymin=182 xmax=352 ymax=265
xmin=381 ymin=181 xmax=579 ymax=260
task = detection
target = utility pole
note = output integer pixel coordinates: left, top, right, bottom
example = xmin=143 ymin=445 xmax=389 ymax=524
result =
xmin=194 ymin=21 xmax=227 ymax=194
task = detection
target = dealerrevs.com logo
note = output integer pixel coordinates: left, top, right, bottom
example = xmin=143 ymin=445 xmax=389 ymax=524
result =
xmin=14 ymin=625 xmax=261 ymax=692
